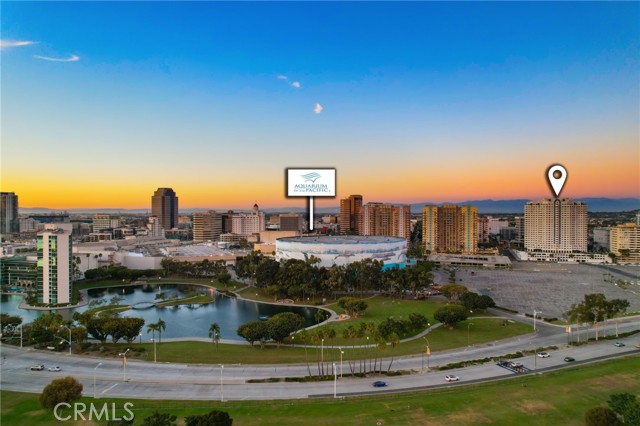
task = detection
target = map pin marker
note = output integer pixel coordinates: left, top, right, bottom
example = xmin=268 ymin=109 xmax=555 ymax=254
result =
xmin=547 ymin=165 xmax=567 ymax=197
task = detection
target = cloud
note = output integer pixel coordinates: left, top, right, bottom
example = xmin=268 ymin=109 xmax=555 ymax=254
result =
xmin=0 ymin=40 xmax=37 ymax=49
xmin=291 ymin=81 xmax=301 ymax=89
xmin=314 ymin=103 xmax=323 ymax=114
xmin=277 ymin=75 xmax=288 ymax=80
xmin=34 ymin=54 xmax=80 ymax=62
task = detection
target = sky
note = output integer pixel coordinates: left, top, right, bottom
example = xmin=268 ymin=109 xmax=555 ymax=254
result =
xmin=1 ymin=2 xmax=639 ymax=210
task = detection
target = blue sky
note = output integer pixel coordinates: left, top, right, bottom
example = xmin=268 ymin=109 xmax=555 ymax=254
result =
xmin=2 ymin=1 xmax=638 ymax=208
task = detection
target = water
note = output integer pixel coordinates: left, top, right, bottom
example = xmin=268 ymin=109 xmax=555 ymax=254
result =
xmin=0 ymin=284 xmax=321 ymax=341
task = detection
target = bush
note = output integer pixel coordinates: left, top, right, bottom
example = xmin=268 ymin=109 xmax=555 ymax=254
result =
xmin=39 ymin=377 xmax=83 ymax=410
xmin=434 ymin=305 xmax=468 ymax=326
xmin=185 ymin=410 xmax=233 ymax=426
xmin=584 ymin=406 xmax=621 ymax=426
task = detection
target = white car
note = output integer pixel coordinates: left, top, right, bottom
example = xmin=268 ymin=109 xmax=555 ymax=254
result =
xmin=537 ymin=352 xmax=550 ymax=358
xmin=445 ymin=375 xmax=459 ymax=382
xmin=48 ymin=366 xmax=62 ymax=372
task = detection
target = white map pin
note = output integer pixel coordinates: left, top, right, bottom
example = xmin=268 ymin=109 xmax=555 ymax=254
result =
xmin=547 ymin=165 xmax=567 ymax=197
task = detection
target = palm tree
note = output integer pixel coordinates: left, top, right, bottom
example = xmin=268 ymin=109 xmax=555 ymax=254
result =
xmin=208 ymin=323 xmax=221 ymax=349
xmin=147 ymin=323 xmax=158 ymax=343
xmin=156 ymin=319 xmax=166 ymax=343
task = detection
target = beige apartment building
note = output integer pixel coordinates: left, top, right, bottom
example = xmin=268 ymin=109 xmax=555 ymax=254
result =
xmin=339 ymin=194 xmax=363 ymax=235
xmin=358 ymin=203 xmax=411 ymax=240
xmin=524 ymin=199 xmax=587 ymax=253
xmin=422 ymin=205 xmax=478 ymax=253
xmin=610 ymin=223 xmax=640 ymax=264
xmin=193 ymin=211 xmax=223 ymax=242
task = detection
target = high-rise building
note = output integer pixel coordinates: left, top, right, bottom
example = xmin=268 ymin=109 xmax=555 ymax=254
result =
xmin=421 ymin=205 xmax=478 ymax=253
xmin=147 ymin=216 xmax=164 ymax=238
xmin=478 ymin=216 xmax=510 ymax=242
xmin=232 ymin=204 xmax=265 ymax=236
xmin=339 ymin=195 xmax=363 ymax=235
xmin=358 ymin=203 xmax=411 ymax=240
xmin=92 ymin=214 xmax=120 ymax=232
xmin=524 ymin=199 xmax=587 ymax=253
xmin=193 ymin=211 xmax=223 ymax=242
xmin=37 ymin=224 xmax=72 ymax=304
xmin=221 ymin=211 xmax=235 ymax=234
xmin=0 ymin=192 xmax=19 ymax=234
xmin=151 ymin=188 xmax=179 ymax=230
xmin=610 ymin=223 xmax=640 ymax=264
xmin=514 ymin=216 xmax=525 ymax=245
xmin=279 ymin=213 xmax=304 ymax=232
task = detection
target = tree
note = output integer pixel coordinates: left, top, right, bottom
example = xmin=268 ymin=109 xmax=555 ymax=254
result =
xmin=156 ymin=318 xmax=166 ymax=343
xmin=608 ymin=393 xmax=640 ymax=425
xmin=337 ymin=297 xmax=368 ymax=318
xmin=584 ymin=406 xmax=621 ymax=426
xmin=185 ymin=410 xmax=233 ymax=426
xmin=266 ymin=313 xmax=305 ymax=348
xmin=434 ymin=305 xmax=468 ymax=327
xmin=566 ymin=294 xmax=629 ymax=340
xmin=209 ymin=323 xmax=221 ymax=348
xmin=237 ymin=321 xmax=268 ymax=347
xmin=39 ymin=376 xmax=83 ymax=410
xmin=141 ymin=411 xmax=178 ymax=426
xmin=440 ymin=284 xmax=468 ymax=303
xmin=0 ymin=313 xmax=22 ymax=335
xmin=29 ymin=313 xmax=63 ymax=345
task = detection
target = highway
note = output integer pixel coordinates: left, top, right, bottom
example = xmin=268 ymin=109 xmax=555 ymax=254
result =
xmin=1 ymin=317 xmax=638 ymax=401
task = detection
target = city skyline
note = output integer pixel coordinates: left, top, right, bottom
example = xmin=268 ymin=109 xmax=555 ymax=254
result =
xmin=2 ymin=2 xmax=639 ymax=209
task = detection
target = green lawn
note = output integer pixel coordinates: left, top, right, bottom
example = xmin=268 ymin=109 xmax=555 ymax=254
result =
xmin=156 ymin=295 xmax=214 ymax=307
xmin=84 ymin=317 xmax=530 ymax=365
xmin=84 ymin=304 xmax=132 ymax=316
xmin=2 ymin=356 xmax=638 ymax=426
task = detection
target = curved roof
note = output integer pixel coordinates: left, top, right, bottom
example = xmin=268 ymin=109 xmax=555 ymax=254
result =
xmin=277 ymin=235 xmax=406 ymax=245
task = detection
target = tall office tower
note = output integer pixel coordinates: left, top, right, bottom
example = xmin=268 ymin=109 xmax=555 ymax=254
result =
xmin=0 ymin=192 xmax=19 ymax=234
xmin=92 ymin=214 xmax=120 ymax=232
xmin=151 ymin=188 xmax=179 ymax=230
xmin=37 ymin=224 xmax=73 ymax=304
xmin=147 ymin=216 xmax=164 ymax=238
xmin=358 ymin=203 xmax=411 ymax=240
xmin=422 ymin=205 xmax=438 ymax=252
xmin=232 ymin=204 xmax=266 ymax=235
xmin=193 ymin=211 xmax=223 ymax=242
xmin=339 ymin=194 xmax=363 ymax=235
xmin=514 ymin=216 xmax=525 ymax=245
xmin=421 ymin=205 xmax=478 ymax=253
xmin=610 ymin=223 xmax=640 ymax=264
xmin=524 ymin=199 xmax=587 ymax=253
xmin=221 ymin=211 xmax=235 ymax=233
xmin=279 ymin=213 xmax=304 ymax=232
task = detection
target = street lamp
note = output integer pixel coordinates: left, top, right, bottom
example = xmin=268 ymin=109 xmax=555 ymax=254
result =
xmin=138 ymin=333 xmax=142 ymax=344
xmin=422 ymin=337 xmax=431 ymax=371
xmin=321 ymin=338 xmax=324 ymax=363
xmin=467 ymin=323 xmax=474 ymax=347
xmin=118 ymin=348 xmax=130 ymax=381
xmin=93 ymin=362 xmax=102 ymax=399
xmin=338 ymin=347 xmax=344 ymax=378
xmin=333 ymin=362 xmax=337 ymax=398
xmin=533 ymin=309 xmax=542 ymax=332
xmin=219 ymin=364 xmax=225 ymax=402
xmin=58 ymin=326 xmax=72 ymax=355
xmin=151 ymin=337 xmax=157 ymax=363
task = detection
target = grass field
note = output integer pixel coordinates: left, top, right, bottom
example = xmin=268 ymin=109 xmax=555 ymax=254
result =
xmin=84 ymin=304 xmax=132 ymax=316
xmin=155 ymin=295 xmax=214 ymax=307
xmin=2 ymin=356 xmax=638 ymax=426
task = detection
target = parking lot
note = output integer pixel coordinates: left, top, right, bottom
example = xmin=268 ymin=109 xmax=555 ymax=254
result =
xmin=440 ymin=262 xmax=640 ymax=318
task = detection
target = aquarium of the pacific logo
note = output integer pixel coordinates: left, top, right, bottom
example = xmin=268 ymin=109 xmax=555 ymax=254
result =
xmin=287 ymin=168 xmax=336 ymax=197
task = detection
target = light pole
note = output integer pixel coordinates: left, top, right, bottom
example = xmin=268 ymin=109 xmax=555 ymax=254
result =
xmin=58 ymin=326 xmax=72 ymax=355
xmin=333 ymin=362 xmax=337 ymax=398
xmin=339 ymin=347 xmax=344 ymax=378
xmin=118 ymin=348 xmax=130 ymax=382
xmin=138 ymin=333 xmax=142 ymax=344
xmin=219 ymin=364 xmax=224 ymax=402
xmin=18 ymin=324 xmax=23 ymax=349
xmin=467 ymin=323 xmax=474 ymax=347
xmin=533 ymin=309 xmax=542 ymax=332
xmin=152 ymin=337 xmax=157 ymax=363
xmin=423 ymin=337 xmax=431 ymax=370
xmin=93 ymin=362 xmax=102 ymax=399
xmin=321 ymin=338 xmax=324 ymax=363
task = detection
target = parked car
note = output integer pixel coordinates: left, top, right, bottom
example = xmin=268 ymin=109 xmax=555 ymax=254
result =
xmin=445 ymin=375 xmax=459 ymax=382
xmin=537 ymin=352 xmax=550 ymax=358
xmin=614 ymin=342 xmax=625 ymax=347
xmin=563 ymin=357 xmax=575 ymax=362
xmin=30 ymin=365 xmax=45 ymax=371
xmin=372 ymin=381 xmax=388 ymax=388
xmin=510 ymin=362 xmax=523 ymax=368
xmin=48 ymin=366 xmax=62 ymax=372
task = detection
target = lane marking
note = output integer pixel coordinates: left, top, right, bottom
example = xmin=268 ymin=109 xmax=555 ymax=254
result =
xmin=102 ymin=383 xmax=118 ymax=394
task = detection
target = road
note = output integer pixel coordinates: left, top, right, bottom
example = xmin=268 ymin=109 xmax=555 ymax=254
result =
xmin=1 ymin=317 xmax=638 ymax=401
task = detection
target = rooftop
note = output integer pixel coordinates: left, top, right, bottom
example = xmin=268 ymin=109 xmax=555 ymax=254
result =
xmin=277 ymin=235 xmax=406 ymax=244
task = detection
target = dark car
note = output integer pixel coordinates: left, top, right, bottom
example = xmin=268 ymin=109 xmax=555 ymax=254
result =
xmin=563 ymin=357 xmax=575 ymax=362
xmin=30 ymin=365 xmax=45 ymax=371
xmin=614 ymin=342 xmax=625 ymax=347
xmin=372 ymin=381 xmax=388 ymax=387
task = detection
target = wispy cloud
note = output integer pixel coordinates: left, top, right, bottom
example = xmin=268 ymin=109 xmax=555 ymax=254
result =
xmin=34 ymin=54 xmax=80 ymax=62
xmin=291 ymin=81 xmax=301 ymax=89
xmin=314 ymin=103 xmax=323 ymax=114
xmin=277 ymin=75 xmax=288 ymax=80
xmin=0 ymin=40 xmax=37 ymax=49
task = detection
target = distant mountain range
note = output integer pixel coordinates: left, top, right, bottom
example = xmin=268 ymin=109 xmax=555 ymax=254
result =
xmin=19 ymin=197 xmax=639 ymax=215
